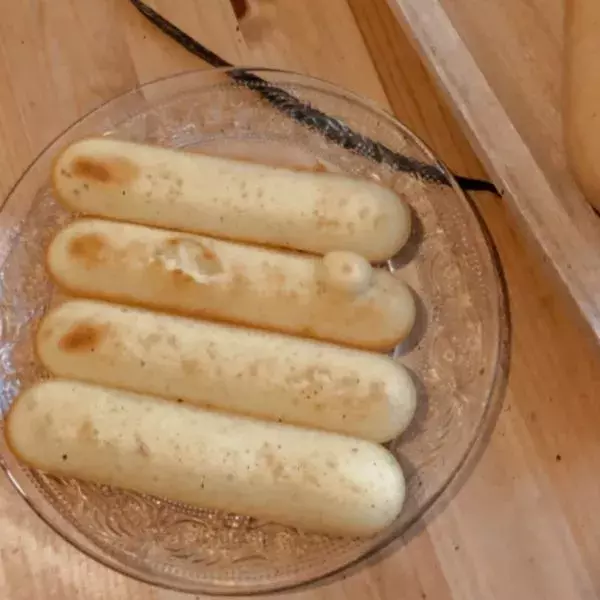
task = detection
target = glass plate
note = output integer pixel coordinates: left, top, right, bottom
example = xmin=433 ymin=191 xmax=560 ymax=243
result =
xmin=0 ymin=68 xmax=507 ymax=595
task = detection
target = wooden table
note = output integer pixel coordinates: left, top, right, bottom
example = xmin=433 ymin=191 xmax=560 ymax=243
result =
xmin=0 ymin=1 xmax=599 ymax=599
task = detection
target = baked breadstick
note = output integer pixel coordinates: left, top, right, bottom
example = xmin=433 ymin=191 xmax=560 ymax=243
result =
xmin=52 ymin=137 xmax=412 ymax=260
xmin=6 ymin=380 xmax=406 ymax=537
xmin=46 ymin=219 xmax=416 ymax=351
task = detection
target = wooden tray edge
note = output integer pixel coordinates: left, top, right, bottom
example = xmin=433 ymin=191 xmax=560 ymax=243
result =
xmin=387 ymin=0 xmax=600 ymax=340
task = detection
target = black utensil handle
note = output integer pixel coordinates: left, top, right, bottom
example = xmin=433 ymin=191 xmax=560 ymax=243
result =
xmin=129 ymin=0 xmax=499 ymax=195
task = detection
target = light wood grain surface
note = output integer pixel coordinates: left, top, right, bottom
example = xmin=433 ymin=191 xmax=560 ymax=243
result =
xmin=0 ymin=1 xmax=599 ymax=599
xmin=388 ymin=0 xmax=600 ymax=342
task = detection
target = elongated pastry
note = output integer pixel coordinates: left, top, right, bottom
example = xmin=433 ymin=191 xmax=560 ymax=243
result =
xmin=51 ymin=137 xmax=411 ymax=260
xmin=36 ymin=300 xmax=416 ymax=442
xmin=46 ymin=219 xmax=416 ymax=350
xmin=6 ymin=380 xmax=405 ymax=537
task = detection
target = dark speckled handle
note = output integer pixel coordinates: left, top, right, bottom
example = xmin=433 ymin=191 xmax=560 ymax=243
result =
xmin=128 ymin=0 xmax=499 ymax=195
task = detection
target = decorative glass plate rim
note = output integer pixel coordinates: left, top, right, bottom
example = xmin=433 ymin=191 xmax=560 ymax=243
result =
xmin=0 ymin=67 xmax=510 ymax=596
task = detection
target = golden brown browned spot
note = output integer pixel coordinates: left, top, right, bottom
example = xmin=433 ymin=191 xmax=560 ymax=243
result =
xmin=70 ymin=155 xmax=139 ymax=185
xmin=77 ymin=419 xmax=98 ymax=441
xmin=59 ymin=322 xmax=107 ymax=353
xmin=171 ymin=268 xmax=194 ymax=286
xmin=181 ymin=359 xmax=197 ymax=375
xmin=67 ymin=233 xmax=107 ymax=267
xmin=202 ymin=247 xmax=217 ymax=261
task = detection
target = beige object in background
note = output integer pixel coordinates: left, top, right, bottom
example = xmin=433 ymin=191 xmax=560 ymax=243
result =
xmin=52 ymin=138 xmax=412 ymax=261
xmin=46 ymin=219 xmax=416 ymax=351
xmin=564 ymin=0 xmax=600 ymax=211
xmin=6 ymin=380 xmax=406 ymax=538
xmin=36 ymin=300 xmax=417 ymax=442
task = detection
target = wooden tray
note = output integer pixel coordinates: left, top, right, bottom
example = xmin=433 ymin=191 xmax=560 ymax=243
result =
xmin=389 ymin=0 xmax=600 ymax=340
